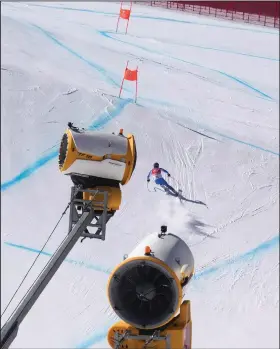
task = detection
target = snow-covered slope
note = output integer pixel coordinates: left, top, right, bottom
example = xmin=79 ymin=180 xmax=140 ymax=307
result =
xmin=1 ymin=2 xmax=279 ymax=348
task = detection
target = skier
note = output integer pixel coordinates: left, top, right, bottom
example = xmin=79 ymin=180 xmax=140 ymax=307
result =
xmin=147 ymin=163 xmax=178 ymax=195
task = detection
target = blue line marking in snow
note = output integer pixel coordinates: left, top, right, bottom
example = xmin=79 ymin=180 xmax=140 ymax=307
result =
xmin=1 ymin=150 xmax=58 ymax=192
xmin=24 ymin=3 xmax=279 ymax=35
xmin=170 ymin=41 xmax=279 ymax=61
xmin=32 ymin=24 xmax=121 ymax=89
xmin=2 ymin=5 xmax=278 ymax=347
xmin=6 ymin=234 xmax=276 ymax=347
xmin=1 ymin=22 xmax=172 ymax=192
xmin=1 ymin=98 xmax=132 ymax=192
xmin=3 ymin=242 xmax=112 ymax=274
xmin=1 ymin=22 xmax=277 ymax=192
xmin=75 ymin=233 xmax=279 ymax=348
xmin=169 ymin=118 xmax=279 ymax=156
xmin=4 ymin=235 xmax=278 ymax=276
xmin=99 ymin=30 xmax=274 ymax=101
xmin=173 ymin=55 xmax=273 ymax=100
xmin=217 ymin=71 xmax=273 ymax=100
xmin=3 ymin=234 xmax=279 ymax=347
xmin=156 ymin=112 xmax=280 ymax=156
xmin=115 ymin=33 xmax=278 ymax=62
xmin=193 ymin=234 xmax=279 ymax=279
xmin=76 ymin=327 xmax=111 ymax=349
xmin=34 ymin=23 xmax=184 ymax=101
xmin=206 ymin=128 xmax=280 ymax=156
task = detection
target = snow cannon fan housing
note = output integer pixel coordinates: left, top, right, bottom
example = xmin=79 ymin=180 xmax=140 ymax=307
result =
xmin=58 ymin=128 xmax=137 ymax=185
xmin=107 ymin=230 xmax=194 ymax=330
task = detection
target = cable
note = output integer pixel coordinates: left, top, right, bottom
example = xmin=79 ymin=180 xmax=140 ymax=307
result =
xmin=1 ymin=187 xmax=98 ymax=326
xmin=1 ymin=186 xmax=80 ymax=320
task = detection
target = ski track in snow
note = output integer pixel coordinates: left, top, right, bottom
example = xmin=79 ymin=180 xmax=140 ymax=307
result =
xmin=97 ymin=30 xmax=276 ymax=101
xmin=3 ymin=234 xmax=279 ymax=348
xmin=2 ymin=2 xmax=279 ymax=348
xmin=184 ymin=140 xmax=204 ymax=200
xmin=17 ymin=2 xmax=280 ymax=36
xmin=1 ymin=97 xmax=133 ymax=191
xmin=1 ymin=13 xmax=279 ymax=191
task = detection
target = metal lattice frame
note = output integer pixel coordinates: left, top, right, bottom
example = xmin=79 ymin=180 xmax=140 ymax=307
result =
xmin=68 ymin=186 xmax=114 ymax=241
xmin=1 ymin=187 xmax=113 ymax=349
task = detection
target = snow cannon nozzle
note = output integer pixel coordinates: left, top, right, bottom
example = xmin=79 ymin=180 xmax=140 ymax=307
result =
xmin=107 ymin=231 xmax=194 ymax=331
xmin=58 ymin=127 xmax=137 ymax=186
xmin=158 ymin=225 xmax=167 ymax=238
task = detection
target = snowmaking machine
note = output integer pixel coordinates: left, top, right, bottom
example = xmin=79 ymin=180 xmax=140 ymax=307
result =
xmin=59 ymin=123 xmax=137 ymax=241
xmin=107 ymin=225 xmax=194 ymax=349
xmin=0 ymin=124 xmax=137 ymax=349
xmin=1 ymin=124 xmax=196 ymax=349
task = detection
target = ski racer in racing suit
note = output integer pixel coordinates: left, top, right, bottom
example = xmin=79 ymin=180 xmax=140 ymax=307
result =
xmin=147 ymin=162 xmax=178 ymax=195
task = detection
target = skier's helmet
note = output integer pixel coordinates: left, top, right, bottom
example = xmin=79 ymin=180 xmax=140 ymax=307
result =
xmin=153 ymin=162 xmax=159 ymax=168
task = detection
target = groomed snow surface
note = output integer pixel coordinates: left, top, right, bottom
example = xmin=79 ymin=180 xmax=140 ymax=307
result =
xmin=1 ymin=2 xmax=279 ymax=348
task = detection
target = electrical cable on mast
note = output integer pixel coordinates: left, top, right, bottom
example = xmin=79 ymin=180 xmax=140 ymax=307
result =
xmin=1 ymin=123 xmax=195 ymax=349
xmin=0 ymin=124 xmax=137 ymax=349
xmin=1 ymin=188 xmax=80 ymax=322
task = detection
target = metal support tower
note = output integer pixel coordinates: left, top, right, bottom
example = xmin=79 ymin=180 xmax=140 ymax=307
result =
xmin=1 ymin=188 xmax=110 ymax=349
xmin=68 ymin=186 xmax=113 ymax=241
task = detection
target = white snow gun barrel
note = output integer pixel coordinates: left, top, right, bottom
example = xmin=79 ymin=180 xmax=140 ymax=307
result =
xmin=58 ymin=125 xmax=136 ymax=184
xmin=0 ymin=127 xmax=137 ymax=349
xmin=107 ymin=226 xmax=194 ymax=349
xmin=58 ymin=125 xmax=137 ymax=212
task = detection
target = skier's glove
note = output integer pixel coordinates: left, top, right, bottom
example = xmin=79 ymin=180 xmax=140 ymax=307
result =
xmin=167 ymin=173 xmax=171 ymax=177
xmin=147 ymin=179 xmax=150 ymax=182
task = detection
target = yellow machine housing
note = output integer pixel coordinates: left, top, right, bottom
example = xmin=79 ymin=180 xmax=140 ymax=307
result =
xmin=58 ymin=128 xmax=137 ymax=186
xmin=107 ymin=300 xmax=192 ymax=349
xmin=107 ymin=232 xmax=194 ymax=330
xmin=83 ymin=186 xmax=122 ymax=212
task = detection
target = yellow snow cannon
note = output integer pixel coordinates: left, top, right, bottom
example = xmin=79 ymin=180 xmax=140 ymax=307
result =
xmin=58 ymin=124 xmax=137 ymax=212
xmin=106 ymin=225 xmax=194 ymax=349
